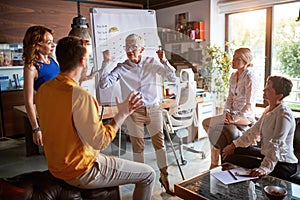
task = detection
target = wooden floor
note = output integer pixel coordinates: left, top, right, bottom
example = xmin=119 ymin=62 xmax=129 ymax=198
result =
xmin=0 ymin=136 xmax=212 ymax=200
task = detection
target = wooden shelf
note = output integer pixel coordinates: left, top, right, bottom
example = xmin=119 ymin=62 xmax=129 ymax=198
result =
xmin=0 ymin=66 xmax=23 ymax=69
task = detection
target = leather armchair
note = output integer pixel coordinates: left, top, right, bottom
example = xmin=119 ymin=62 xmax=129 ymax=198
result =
xmin=0 ymin=170 xmax=120 ymax=200
xmin=290 ymin=117 xmax=300 ymax=184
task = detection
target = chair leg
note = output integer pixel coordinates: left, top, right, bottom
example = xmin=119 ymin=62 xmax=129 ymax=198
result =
xmin=163 ymin=121 xmax=185 ymax=180
xmin=178 ymin=138 xmax=187 ymax=165
xmin=182 ymin=143 xmax=206 ymax=159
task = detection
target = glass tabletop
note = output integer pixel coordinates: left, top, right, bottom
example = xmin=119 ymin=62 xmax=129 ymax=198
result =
xmin=175 ymin=163 xmax=300 ymax=200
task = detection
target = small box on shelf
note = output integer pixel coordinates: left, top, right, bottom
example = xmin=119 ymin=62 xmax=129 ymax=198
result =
xmin=0 ymin=75 xmax=9 ymax=90
xmin=0 ymin=43 xmax=23 ymax=67
xmin=193 ymin=21 xmax=205 ymax=41
xmin=0 ymin=50 xmax=12 ymax=66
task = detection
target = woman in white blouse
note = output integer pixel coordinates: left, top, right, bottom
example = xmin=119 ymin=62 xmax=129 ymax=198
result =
xmin=222 ymin=76 xmax=298 ymax=181
xmin=203 ymin=48 xmax=258 ymax=169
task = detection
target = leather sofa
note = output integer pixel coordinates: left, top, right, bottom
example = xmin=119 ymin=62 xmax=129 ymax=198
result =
xmin=290 ymin=117 xmax=300 ymax=184
xmin=0 ymin=170 xmax=120 ymax=200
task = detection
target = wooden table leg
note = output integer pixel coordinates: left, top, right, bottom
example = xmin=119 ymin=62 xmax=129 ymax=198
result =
xmin=24 ymin=117 xmax=39 ymax=156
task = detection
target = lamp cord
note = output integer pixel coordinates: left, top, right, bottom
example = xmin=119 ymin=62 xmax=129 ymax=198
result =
xmin=77 ymin=0 xmax=81 ymax=17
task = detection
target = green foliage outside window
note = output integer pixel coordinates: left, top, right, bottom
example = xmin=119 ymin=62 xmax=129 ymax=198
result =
xmin=277 ymin=41 xmax=300 ymax=78
xmin=276 ymin=21 xmax=300 ymax=103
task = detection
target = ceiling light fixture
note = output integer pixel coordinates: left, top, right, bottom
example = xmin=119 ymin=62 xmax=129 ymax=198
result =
xmin=68 ymin=0 xmax=91 ymax=42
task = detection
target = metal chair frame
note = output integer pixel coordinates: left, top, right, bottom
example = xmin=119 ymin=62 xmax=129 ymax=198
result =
xmin=163 ymin=69 xmax=205 ymax=180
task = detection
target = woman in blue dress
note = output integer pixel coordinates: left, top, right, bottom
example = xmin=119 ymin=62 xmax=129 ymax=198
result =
xmin=23 ymin=26 xmax=59 ymax=146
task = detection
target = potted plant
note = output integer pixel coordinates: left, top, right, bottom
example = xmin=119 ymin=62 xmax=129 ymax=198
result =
xmin=200 ymin=42 xmax=233 ymax=114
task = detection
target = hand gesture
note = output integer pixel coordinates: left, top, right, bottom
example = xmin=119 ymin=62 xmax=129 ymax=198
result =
xmin=224 ymin=112 xmax=234 ymax=124
xmin=102 ymin=50 xmax=112 ymax=63
xmin=115 ymin=91 xmax=144 ymax=117
xmin=156 ymin=48 xmax=167 ymax=64
xmin=222 ymin=143 xmax=235 ymax=160
xmin=85 ymin=67 xmax=100 ymax=80
xmin=249 ymin=168 xmax=266 ymax=177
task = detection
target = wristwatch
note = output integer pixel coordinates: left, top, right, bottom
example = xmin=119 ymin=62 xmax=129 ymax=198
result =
xmin=32 ymin=127 xmax=41 ymax=134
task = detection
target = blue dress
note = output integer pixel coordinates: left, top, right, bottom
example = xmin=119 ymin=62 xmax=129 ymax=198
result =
xmin=34 ymin=57 xmax=60 ymax=91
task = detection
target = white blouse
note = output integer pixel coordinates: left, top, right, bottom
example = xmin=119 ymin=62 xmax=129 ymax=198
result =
xmin=225 ymin=68 xmax=258 ymax=122
xmin=233 ymin=104 xmax=298 ymax=174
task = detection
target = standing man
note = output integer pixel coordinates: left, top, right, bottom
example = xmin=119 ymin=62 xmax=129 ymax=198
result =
xmin=35 ymin=36 xmax=155 ymax=200
xmin=99 ymin=33 xmax=177 ymax=195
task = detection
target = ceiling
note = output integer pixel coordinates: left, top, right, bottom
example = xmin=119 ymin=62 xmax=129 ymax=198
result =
xmin=108 ymin=0 xmax=201 ymax=10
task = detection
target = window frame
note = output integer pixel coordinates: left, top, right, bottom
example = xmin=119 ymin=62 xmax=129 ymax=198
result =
xmin=225 ymin=5 xmax=298 ymax=109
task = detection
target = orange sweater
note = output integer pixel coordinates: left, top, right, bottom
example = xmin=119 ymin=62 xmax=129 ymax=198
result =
xmin=36 ymin=74 xmax=117 ymax=180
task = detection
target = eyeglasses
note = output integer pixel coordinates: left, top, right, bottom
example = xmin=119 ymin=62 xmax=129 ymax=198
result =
xmin=124 ymin=45 xmax=138 ymax=52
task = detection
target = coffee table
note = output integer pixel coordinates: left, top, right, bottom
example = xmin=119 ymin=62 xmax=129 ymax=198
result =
xmin=174 ymin=163 xmax=300 ymax=199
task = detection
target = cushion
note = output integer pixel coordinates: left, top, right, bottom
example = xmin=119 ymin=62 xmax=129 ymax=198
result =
xmin=293 ymin=118 xmax=300 ymax=153
xmin=0 ymin=170 xmax=120 ymax=200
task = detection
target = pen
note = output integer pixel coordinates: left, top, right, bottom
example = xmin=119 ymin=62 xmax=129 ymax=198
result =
xmin=228 ymin=170 xmax=238 ymax=180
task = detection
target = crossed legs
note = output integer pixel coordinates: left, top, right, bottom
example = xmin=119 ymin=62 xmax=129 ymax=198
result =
xmin=202 ymin=114 xmax=226 ymax=169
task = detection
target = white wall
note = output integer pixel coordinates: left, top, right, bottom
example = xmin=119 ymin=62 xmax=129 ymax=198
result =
xmin=210 ymin=0 xmax=225 ymax=47
xmin=156 ymin=0 xmax=226 ymax=109
xmin=156 ymin=0 xmax=226 ymax=48
xmin=156 ymin=0 xmax=211 ymax=42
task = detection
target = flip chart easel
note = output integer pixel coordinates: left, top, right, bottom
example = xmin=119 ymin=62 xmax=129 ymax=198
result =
xmin=90 ymin=8 xmax=160 ymax=104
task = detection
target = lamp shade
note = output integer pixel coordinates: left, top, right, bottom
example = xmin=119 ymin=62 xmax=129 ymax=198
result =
xmin=68 ymin=15 xmax=91 ymax=42
xmin=68 ymin=27 xmax=91 ymax=42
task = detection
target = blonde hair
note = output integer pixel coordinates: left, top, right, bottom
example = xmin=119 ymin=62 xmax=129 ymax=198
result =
xmin=234 ymin=48 xmax=253 ymax=67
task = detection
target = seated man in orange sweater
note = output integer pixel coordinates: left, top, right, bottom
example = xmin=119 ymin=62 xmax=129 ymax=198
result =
xmin=35 ymin=36 xmax=155 ymax=200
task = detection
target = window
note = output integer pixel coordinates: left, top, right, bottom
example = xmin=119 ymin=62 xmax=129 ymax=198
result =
xmin=227 ymin=9 xmax=266 ymax=105
xmin=227 ymin=2 xmax=300 ymax=110
xmin=272 ymin=3 xmax=300 ymax=110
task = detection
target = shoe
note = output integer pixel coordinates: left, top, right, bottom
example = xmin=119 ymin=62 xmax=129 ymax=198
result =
xmin=159 ymin=177 xmax=175 ymax=196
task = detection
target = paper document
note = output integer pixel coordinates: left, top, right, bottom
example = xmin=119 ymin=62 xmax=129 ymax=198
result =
xmin=211 ymin=168 xmax=258 ymax=185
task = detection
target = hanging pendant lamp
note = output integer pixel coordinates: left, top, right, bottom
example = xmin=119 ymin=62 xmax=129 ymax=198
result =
xmin=68 ymin=0 xmax=91 ymax=43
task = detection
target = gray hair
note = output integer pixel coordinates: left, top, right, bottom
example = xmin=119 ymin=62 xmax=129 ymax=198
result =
xmin=125 ymin=34 xmax=144 ymax=47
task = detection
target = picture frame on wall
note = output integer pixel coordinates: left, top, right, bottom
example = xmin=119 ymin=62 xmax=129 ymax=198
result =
xmin=175 ymin=12 xmax=188 ymax=29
